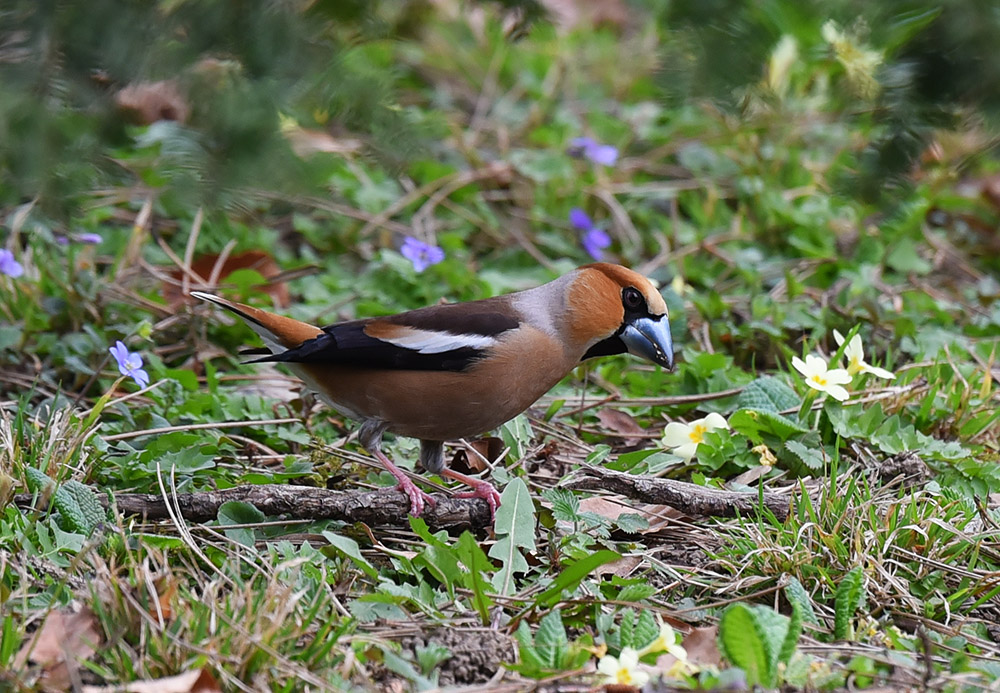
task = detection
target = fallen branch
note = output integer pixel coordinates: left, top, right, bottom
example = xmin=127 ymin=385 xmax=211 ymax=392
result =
xmin=13 ymin=485 xmax=492 ymax=532
xmin=569 ymin=466 xmax=790 ymax=521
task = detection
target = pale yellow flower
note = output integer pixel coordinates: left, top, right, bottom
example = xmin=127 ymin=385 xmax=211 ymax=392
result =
xmin=833 ymin=330 xmax=895 ymax=379
xmin=643 ymin=622 xmax=687 ymax=657
xmin=752 ymin=444 xmax=777 ymax=467
xmin=597 ymin=647 xmax=649 ymax=687
xmin=822 ymin=20 xmax=882 ymax=99
xmin=662 ymin=413 xmax=729 ymax=461
xmin=792 ymin=354 xmax=851 ymax=401
xmin=768 ymin=35 xmax=799 ymax=95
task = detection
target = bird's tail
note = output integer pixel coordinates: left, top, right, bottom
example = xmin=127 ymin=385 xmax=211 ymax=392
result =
xmin=190 ymin=291 xmax=323 ymax=357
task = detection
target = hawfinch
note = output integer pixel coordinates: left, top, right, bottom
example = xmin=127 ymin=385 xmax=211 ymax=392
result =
xmin=192 ymin=262 xmax=674 ymax=517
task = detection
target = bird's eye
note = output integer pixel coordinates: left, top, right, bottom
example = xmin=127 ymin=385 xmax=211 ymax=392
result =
xmin=622 ymin=287 xmax=644 ymax=310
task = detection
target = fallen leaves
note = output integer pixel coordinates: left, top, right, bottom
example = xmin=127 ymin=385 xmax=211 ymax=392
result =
xmin=14 ymin=606 xmax=102 ymax=691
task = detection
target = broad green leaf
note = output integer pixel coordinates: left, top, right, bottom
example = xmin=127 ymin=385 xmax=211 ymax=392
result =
xmin=784 ymin=577 xmax=820 ymax=625
xmin=729 ymin=409 xmax=810 ymax=444
xmin=635 ymin=609 xmax=659 ymax=650
xmin=322 ymin=531 xmax=377 ymax=579
xmin=719 ymin=604 xmax=789 ymax=687
xmin=514 ymin=621 xmax=546 ymax=675
xmin=834 ymin=566 xmax=866 ymax=640
xmin=535 ymin=610 xmax=568 ymax=669
xmin=737 ymin=377 xmax=800 ymax=412
xmin=784 ymin=440 xmax=825 ymax=471
xmin=410 ymin=518 xmax=461 ymax=592
xmin=455 ymin=532 xmax=494 ymax=625
xmin=489 ymin=478 xmax=535 ymax=595
xmin=218 ymin=500 xmax=265 ymax=549
xmin=718 ymin=603 xmax=775 ymax=687
xmin=500 ymin=415 xmax=533 ymax=461
xmin=53 ymin=480 xmax=105 ymax=535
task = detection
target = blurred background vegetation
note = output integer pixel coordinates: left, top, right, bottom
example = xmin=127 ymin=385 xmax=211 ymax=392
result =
xmin=5 ymin=1 xmax=1000 ymax=689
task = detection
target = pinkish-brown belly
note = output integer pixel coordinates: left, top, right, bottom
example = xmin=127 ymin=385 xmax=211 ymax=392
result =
xmin=294 ymin=358 xmax=571 ymax=441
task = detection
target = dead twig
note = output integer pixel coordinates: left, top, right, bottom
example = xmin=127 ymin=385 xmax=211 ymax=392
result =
xmin=13 ymin=485 xmax=492 ymax=532
xmin=569 ymin=466 xmax=791 ymax=521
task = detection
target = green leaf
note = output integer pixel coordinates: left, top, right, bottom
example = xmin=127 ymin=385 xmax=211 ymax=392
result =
xmin=25 ymin=467 xmax=54 ymax=495
xmin=784 ymin=577 xmax=820 ymax=625
xmin=500 ymin=415 xmax=533 ymax=461
xmin=455 ymin=532 xmax=494 ymax=625
xmin=489 ymin=478 xmax=535 ymax=595
xmin=635 ymin=610 xmax=659 ymax=650
xmin=778 ymin=599 xmax=803 ymax=665
xmin=719 ymin=603 xmax=791 ymax=687
xmin=729 ymin=409 xmax=810 ymax=444
xmin=784 ymin=440 xmax=825 ymax=471
xmin=322 ymin=531 xmax=377 ymax=579
xmin=514 ymin=621 xmax=546 ymax=675
xmin=534 ymin=550 xmax=620 ymax=607
xmin=834 ymin=566 xmax=866 ymax=640
xmin=544 ymin=488 xmax=579 ymax=523
xmin=217 ymin=500 xmax=265 ymax=548
xmin=737 ymin=377 xmax=800 ymax=412
xmin=614 ymin=513 xmax=649 ymax=533
xmin=52 ymin=481 xmax=105 ymax=535
xmin=535 ymin=610 xmax=569 ymax=669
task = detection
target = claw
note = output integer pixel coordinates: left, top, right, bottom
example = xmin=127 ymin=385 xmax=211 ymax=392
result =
xmin=452 ymin=479 xmax=501 ymax=521
xmin=396 ymin=476 xmax=437 ymax=516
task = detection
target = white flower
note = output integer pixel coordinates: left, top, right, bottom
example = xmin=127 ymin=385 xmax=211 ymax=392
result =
xmin=597 ymin=647 xmax=649 ymax=687
xmin=662 ymin=413 xmax=729 ymax=461
xmin=641 ymin=623 xmax=687 ymax=659
xmin=833 ymin=330 xmax=895 ymax=380
xmin=792 ymin=354 xmax=851 ymax=401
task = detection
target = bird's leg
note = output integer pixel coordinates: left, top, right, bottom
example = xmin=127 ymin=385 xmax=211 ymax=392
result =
xmin=419 ymin=439 xmax=500 ymax=519
xmin=359 ymin=420 xmax=435 ymax=516
xmin=442 ymin=469 xmax=502 ymax=520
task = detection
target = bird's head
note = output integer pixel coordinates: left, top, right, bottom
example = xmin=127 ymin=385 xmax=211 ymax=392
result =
xmin=568 ymin=263 xmax=675 ymax=371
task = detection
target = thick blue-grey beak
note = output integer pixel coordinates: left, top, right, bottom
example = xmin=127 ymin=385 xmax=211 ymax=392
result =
xmin=621 ymin=316 xmax=674 ymax=371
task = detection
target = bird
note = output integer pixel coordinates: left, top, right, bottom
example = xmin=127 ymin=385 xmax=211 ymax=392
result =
xmin=191 ymin=262 xmax=674 ymax=518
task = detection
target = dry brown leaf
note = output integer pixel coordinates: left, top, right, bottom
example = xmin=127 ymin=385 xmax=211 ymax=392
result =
xmin=15 ymin=606 xmax=102 ymax=690
xmin=596 ymin=408 xmax=646 ymax=443
xmin=115 ymin=80 xmax=190 ymax=125
xmin=450 ymin=436 xmax=505 ymax=473
xmin=595 ymin=554 xmax=643 ymax=578
xmin=681 ymin=625 xmax=722 ymax=668
xmin=284 ymin=127 xmax=364 ymax=159
xmin=164 ymin=250 xmax=289 ymax=309
xmin=82 ymin=667 xmax=220 ymax=693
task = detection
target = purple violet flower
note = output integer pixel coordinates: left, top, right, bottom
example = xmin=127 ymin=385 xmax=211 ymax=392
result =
xmin=569 ymin=207 xmax=613 ymax=261
xmin=0 ymin=249 xmax=23 ymax=277
xmin=582 ymin=228 xmax=612 ymax=260
xmin=568 ymin=136 xmax=619 ymax=166
xmin=77 ymin=233 xmax=102 ymax=244
xmin=400 ymin=236 xmax=445 ymax=273
xmin=109 ymin=340 xmax=150 ymax=388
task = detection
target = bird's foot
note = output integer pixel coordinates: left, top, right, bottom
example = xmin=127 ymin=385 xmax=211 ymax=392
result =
xmin=453 ymin=480 xmax=501 ymax=520
xmin=396 ymin=476 xmax=437 ymax=516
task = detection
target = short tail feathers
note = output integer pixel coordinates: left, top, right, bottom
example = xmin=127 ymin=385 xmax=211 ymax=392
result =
xmin=190 ymin=291 xmax=323 ymax=356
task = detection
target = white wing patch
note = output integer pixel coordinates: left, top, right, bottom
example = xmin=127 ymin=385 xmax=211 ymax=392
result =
xmin=379 ymin=328 xmax=497 ymax=354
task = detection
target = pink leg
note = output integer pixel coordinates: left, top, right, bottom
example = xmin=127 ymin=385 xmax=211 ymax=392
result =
xmin=442 ymin=468 xmax=501 ymax=520
xmin=372 ymin=449 xmax=436 ymax=516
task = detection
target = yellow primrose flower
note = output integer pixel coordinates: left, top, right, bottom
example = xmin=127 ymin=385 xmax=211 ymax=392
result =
xmin=792 ymin=354 xmax=851 ymax=401
xmin=597 ymin=647 xmax=649 ymax=687
xmin=833 ymin=330 xmax=895 ymax=379
xmin=662 ymin=412 xmax=729 ymax=461
xmin=641 ymin=623 xmax=688 ymax=659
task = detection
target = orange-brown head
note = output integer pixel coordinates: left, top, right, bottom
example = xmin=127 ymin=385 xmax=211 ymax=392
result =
xmin=567 ymin=263 xmax=674 ymax=370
